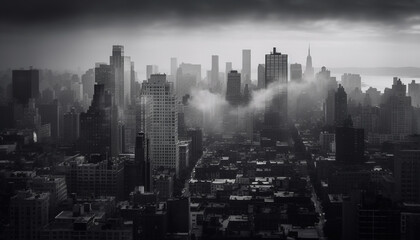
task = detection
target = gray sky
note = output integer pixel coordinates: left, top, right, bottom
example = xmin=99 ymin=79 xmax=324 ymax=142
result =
xmin=1 ymin=0 xmax=420 ymax=80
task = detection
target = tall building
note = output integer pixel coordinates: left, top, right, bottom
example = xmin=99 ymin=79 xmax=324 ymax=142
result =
xmin=146 ymin=65 xmax=159 ymax=80
xmin=135 ymin=132 xmax=152 ymax=192
xmin=387 ymin=78 xmax=413 ymax=137
xmin=187 ymin=128 xmax=203 ymax=164
xmin=264 ymin=47 xmax=288 ymax=129
xmin=141 ymin=74 xmax=179 ymax=175
xmin=210 ymin=55 xmax=220 ymax=92
xmin=170 ymin=57 xmax=178 ymax=77
xmin=242 ymin=49 xmax=251 ymax=87
xmin=408 ymin=80 xmax=420 ymax=107
xmin=335 ymin=119 xmax=364 ymax=164
xmin=257 ymin=64 xmax=265 ymax=89
xmin=176 ymin=67 xmax=197 ymax=99
xmin=63 ymin=107 xmax=79 ymax=144
xmin=9 ymin=190 xmax=50 ymax=240
xmin=226 ymin=70 xmax=242 ymax=106
xmin=12 ymin=69 xmax=39 ymax=105
xmin=290 ymin=63 xmax=303 ymax=83
xmin=82 ymin=68 xmax=95 ymax=101
xmin=38 ymin=100 xmax=60 ymax=140
xmin=95 ymin=64 xmax=112 ymax=92
xmin=335 ymin=84 xmax=348 ymax=126
xmin=304 ymin=45 xmax=314 ymax=80
xmin=110 ymin=45 xmax=131 ymax=109
xmin=324 ymin=89 xmax=335 ymax=125
xmin=226 ymin=62 xmax=232 ymax=78
xmin=79 ymin=84 xmax=112 ymax=155
xmin=394 ymin=150 xmax=420 ymax=203
xmin=179 ymin=63 xmax=201 ymax=86
xmin=341 ymin=73 xmax=361 ymax=92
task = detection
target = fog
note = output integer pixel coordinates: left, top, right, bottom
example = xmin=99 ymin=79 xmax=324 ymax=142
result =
xmin=1 ymin=1 xmax=420 ymax=75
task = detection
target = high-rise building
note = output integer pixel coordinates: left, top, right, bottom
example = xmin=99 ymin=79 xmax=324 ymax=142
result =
xmin=146 ymin=65 xmax=159 ymax=80
xmin=304 ymin=45 xmax=314 ymax=80
xmin=264 ymin=47 xmax=288 ymax=129
xmin=135 ymin=132 xmax=152 ymax=192
xmin=335 ymin=84 xmax=348 ymax=126
xmin=395 ymin=150 xmax=420 ymax=203
xmin=95 ymin=64 xmax=112 ymax=92
xmin=63 ymin=107 xmax=79 ymax=144
xmin=38 ymin=99 xmax=60 ymax=140
xmin=110 ymin=45 xmax=132 ymax=109
xmin=335 ymin=119 xmax=365 ymax=164
xmin=226 ymin=70 xmax=242 ymax=106
xmin=82 ymin=68 xmax=95 ymax=101
xmin=408 ymin=80 xmax=420 ymax=107
xmin=178 ymin=63 xmax=201 ymax=87
xmin=386 ymin=78 xmax=413 ymax=137
xmin=12 ymin=69 xmax=39 ymax=105
xmin=341 ymin=73 xmax=361 ymax=93
xmin=211 ymin=55 xmax=220 ymax=92
xmin=141 ymin=74 xmax=179 ymax=175
xmin=79 ymin=84 xmax=112 ymax=155
xmin=176 ymin=67 xmax=197 ymax=99
xmin=226 ymin=62 xmax=232 ymax=78
xmin=9 ymin=190 xmax=50 ymax=240
xmin=187 ymin=128 xmax=203 ymax=164
xmin=290 ymin=63 xmax=303 ymax=83
xmin=170 ymin=57 xmax=178 ymax=77
xmin=257 ymin=64 xmax=265 ymax=89
xmin=324 ymin=89 xmax=335 ymax=125
xmin=242 ymin=49 xmax=251 ymax=87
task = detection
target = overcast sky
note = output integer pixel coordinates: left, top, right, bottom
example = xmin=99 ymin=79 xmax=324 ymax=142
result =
xmin=1 ymin=0 xmax=420 ymax=80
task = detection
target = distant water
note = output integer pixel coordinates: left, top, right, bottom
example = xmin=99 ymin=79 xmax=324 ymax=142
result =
xmin=331 ymin=74 xmax=420 ymax=92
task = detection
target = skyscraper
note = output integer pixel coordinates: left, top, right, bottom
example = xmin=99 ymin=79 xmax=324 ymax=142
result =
xmin=170 ymin=57 xmax=178 ymax=76
xmin=242 ymin=49 xmax=251 ymax=87
xmin=141 ymin=74 xmax=179 ymax=175
xmin=335 ymin=118 xmax=365 ymax=164
xmin=304 ymin=45 xmax=314 ymax=80
xmin=226 ymin=62 xmax=232 ymax=78
xmin=341 ymin=73 xmax=361 ymax=93
xmin=12 ymin=69 xmax=39 ymax=105
xmin=110 ymin=45 xmax=124 ymax=109
xmin=211 ymin=55 xmax=220 ymax=92
xmin=324 ymin=89 xmax=335 ymax=125
xmin=226 ymin=70 xmax=242 ymax=106
xmin=383 ymin=78 xmax=413 ymax=137
xmin=63 ymin=107 xmax=79 ymax=144
xmin=290 ymin=63 xmax=303 ymax=83
xmin=335 ymin=84 xmax=348 ymax=126
xmin=146 ymin=65 xmax=159 ymax=80
xmin=79 ymin=84 xmax=112 ymax=155
xmin=257 ymin=64 xmax=265 ymax=89
xmin=264 ymin=47 xmax=288 ymax=129
xmin=135 ymin=132 xmax=152 ymax=192
xmin=395 ymin=149 xmax=420 ymax=203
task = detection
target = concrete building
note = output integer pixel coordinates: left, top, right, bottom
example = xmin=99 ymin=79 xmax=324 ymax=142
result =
xmin=141 ymin=74 xmax=179 ymax=174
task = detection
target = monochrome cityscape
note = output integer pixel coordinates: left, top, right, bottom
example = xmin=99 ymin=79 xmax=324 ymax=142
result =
xmin=1 ymin=1 xmax=420 ymax=240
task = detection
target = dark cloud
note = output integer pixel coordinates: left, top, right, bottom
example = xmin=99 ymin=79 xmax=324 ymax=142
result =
xmin=1 ymin=0 xmax=420 ymax=28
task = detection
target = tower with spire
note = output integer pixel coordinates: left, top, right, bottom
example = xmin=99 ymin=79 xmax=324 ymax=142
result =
xmin=304 ymin=45 xmax=314 ymax=80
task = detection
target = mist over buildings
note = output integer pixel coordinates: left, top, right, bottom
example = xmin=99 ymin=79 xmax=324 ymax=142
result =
xmin=3 ymin=2 xmax=420 ymax=240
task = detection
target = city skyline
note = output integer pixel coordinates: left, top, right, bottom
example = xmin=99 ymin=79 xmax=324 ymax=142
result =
xmin=1 ymin=1 xmax=420 ymax=74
